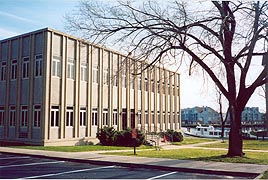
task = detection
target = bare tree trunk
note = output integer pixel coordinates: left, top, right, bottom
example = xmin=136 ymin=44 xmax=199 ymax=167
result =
xmin=227 ymin=105 xmax=243 ymax=156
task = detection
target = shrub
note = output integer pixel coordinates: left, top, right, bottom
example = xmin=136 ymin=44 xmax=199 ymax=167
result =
xmin=96 ymin=126 xmax=116 ymax=146
xmin=160 ymin=129 xmax=184 ymax=142
xmin=96 ymin=127 xmax=145 ymax=147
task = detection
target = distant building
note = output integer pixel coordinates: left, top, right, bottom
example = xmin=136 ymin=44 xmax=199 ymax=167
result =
xmin=0 ymin=28 xmax=181 ymax=146
xmin=241 ymin=107 xmax=263 ymax=124
xmin=181 ymin=106 xmax=220 ymax=125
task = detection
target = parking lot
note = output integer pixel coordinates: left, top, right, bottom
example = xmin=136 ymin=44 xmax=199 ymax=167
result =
xmin=0 ymin=153 xmax=249 ymax=179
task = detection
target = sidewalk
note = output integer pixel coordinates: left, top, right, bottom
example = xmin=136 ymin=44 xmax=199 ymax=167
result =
xmin=1 ymin=146 xmax=267 ymax=179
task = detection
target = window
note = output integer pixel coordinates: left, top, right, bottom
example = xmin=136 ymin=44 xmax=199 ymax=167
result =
xmin=0 ymin=62 xmax=7 ymax=81
xmin=67 ymin=59 xmax=75 ymax=79
xmin=104 ymin=68 xmax=109 ymax=85
xmin=145 ymin=111 xmax=149 ymax=124
xmin=151 ymin=112 xmax=154 ymax=124
xmin=92 ymin=65 xmax=98 ymax=83
xmin=157 ymin=82 xmax=160 ymax=93
xmin=66 ymin=107 xmax=74 ymax=127
xmin=11 ymin=60 xmax=17 ymax=80
xmin=113 ymin=72 xmax=118 ymax=87
xmin=138 ymin=76 xmax=142 ymax=90
xmin=80 ymin=63 xmax=88 ymax=82
xmin=52 ymin=56 xmax=61 ymax=77
xmin=113 ymin=110 xmax=118 ymax=125
xmin=92 ymin=108 xmax=98 ymax=126
xmin=145 ymin=78 xmax=148 ymax=91
xmin=122 ymin=70 xmax=127 ymax=88
xmin=103 ymin=109 xmax=108 ymax=126
xmin=21 ymin=106 xmax=28 ymax=127
xmin=22 ymin=57 xmax=30 ymax=79
xmin=9 ymin=106 xmax=16 ymax=127
xmin=35 ymin=55 xmax=42 ymax=77
xmin=51 ymin=106 xmax=59 ymax=127
xmin=138 ymin=111 xmax=142 ymax=124
xmin=0 ymin=107 xmax=4 ymax=126
xmin=33 ymin=105 xmax=41 ymax=127
xmin=130 ymin=75 xmax=134 ymax=89
xmin=151 ymin=81 xmax=155 ymax=93
xmin=158 ymin=113 xmax=160 ymax=123
xmin=80 ymin=108 xmax=86 ymax=126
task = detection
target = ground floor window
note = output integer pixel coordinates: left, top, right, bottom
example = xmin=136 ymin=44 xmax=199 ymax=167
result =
xmin=113 ymin=110 xmax=118 ymax=125
xmin=80 ymin=108 xmax=87 ymax=126
xmin=103 ymin=109 xmax=108 ymax=126
xmin=92 ymin=108 xmax=98 ymax=126
xmin=51 ymin=106 xmax=59 ymax=127
xmin=21 ymin=106 xmax=28 ymax=127
xmin=9 ymin=106 xmax=16 ymax=127
xmin=33 ymin=105 xmax=41 ymax=127
xmin=66 ymin=107 xmax=74 ymax=127
xmin=0 ymin=107 xmax=5 ymax=126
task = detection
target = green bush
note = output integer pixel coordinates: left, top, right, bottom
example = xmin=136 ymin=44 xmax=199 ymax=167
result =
xmin=96 ymin=126 xmax=116 ymax=146
xmin=160 ymin=129 xmax=184 ymax=142
xmin=96 ymin=127 xmax=145 ymax=147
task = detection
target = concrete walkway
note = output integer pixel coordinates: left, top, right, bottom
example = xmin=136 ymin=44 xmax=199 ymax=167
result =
xmin=1 ymin=143 xmax=268 ymax=179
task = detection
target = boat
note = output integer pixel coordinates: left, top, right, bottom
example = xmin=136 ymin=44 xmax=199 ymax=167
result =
xmin=182 ymin=124 xmax=229 ymax=138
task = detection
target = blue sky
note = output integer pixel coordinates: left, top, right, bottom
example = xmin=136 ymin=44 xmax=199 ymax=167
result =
xmin=0 ymin=0 xmax=266 ymax=112
xmin=0 ymin=0 xmax=78 ymax=39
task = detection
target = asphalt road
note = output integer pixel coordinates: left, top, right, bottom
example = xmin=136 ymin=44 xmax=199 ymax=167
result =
xmin=0 ymin=153 xmax=248 ymax=179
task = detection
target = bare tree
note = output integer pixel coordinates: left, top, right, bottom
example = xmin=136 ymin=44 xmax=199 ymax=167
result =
xmin=65 ymin=1 xmax=268 ymax=157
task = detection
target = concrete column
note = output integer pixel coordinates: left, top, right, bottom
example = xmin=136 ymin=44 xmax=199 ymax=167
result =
xmin=60 ymin=35 xmax=66 ymax=139
xmin=74 ymin=40 xmax=80 ymax=138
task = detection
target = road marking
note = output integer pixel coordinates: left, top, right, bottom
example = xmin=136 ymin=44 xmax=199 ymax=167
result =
xmin=0 ymin=161 xmax=64 ymax=168
xmin=0 ymin=156 xmax=31 ymax=160
xmin=22 ymin=165 xmax=115 ymax=179
xmin=146 ymin=171 xmax=177 ymax=180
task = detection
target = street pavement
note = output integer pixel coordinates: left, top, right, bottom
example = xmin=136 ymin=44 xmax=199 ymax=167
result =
xmin=0 ymin=141 xmax=267 ymax=179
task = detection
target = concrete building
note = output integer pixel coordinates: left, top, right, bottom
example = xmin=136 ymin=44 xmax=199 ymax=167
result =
xmin=0 ymin=28 xmax=181 ymax=146
xmin=181 ymin=106 xmax=220 ymax=125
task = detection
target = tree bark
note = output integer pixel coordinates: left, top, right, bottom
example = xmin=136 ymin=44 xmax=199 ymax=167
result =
xmin=227 ymin=105 xmax=243 ymax=156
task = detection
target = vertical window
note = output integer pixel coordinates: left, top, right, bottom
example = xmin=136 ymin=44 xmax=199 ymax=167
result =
xmin=113 ymin=110 xmax=118 ymax=125
xmin=158 ymin=112 xmax=160 ymax=123
xmin=145 ymin=78 xmax=148 ymax=91
xmin=157 ymin=82 xmax=160 ymax=93
xmin=113 ymin=72 xmax=118 ymax=87
xmin=151 ymin=112 xmax=154 ymax=124
xmin=80 ymin=63 xmax=88 ymax=82
xmin=92 ymin=108 xmax=98 ymax=126
xmin=33 ymin=105 xmax=41 ymax=127
xmin=145 ymin=111 xmax=149 ymax=124
xmin=66 ymin=107 xmax=74 ymax=127
xmin=163 ymin=112 xmax=166 ymax=124
xmin=138 ymin=76 xmax=142 ymax=90
xmin=51 ymin=106 xmax=59 ymax=127
xmin=80 ymin=108 xmax=86 ymax=126
xmin=52 ymin=56 xmax=61 ymax=77
xmin=21 ymin=106 xmax=28 ymax=127
xmin=0 ymin=107 xmax=4 ymax=126
xmin=130 ymin=75 xmax=135 ymax=89
xmin=22 ymin=57 xmax=30 ymax=79
xmin=0 ymin=62 xmax=7 ymax=81
xmin=9 ymin=106 xmax=16 ymax=127
xmin=168 ymin=84 xmax=170 ymax=95
xmin=67 ymin=59 xmax=75 ymax=80
xmin=138 ymin=111 xmax=142 ymax=124
xmin=35 ymin=55 xmax=42 ymax=77
xmin=103 ymin=109 xmax=108 ymax=126
xmin=11 ymin=60 xmax=17 ymax=80
xmin=92 ymin=65 xmax=98 ymax=83
xmin=103 ymin=68 xmax=109 ymax=85
xmin=122 ymin=70 xmax=127 ymax=88
xmin=151 ymin=81 xmax=155 ymax=93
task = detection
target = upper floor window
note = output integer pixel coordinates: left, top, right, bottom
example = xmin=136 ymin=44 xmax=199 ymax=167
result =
xmin=67 ymin=59 xmax=75 ymax=80
xmin=145 ymin=78 xmax=148 ymax=91
xmin=138 ymin=76 xmax=142 ymax=90
xmin=22 ymin=57 xmax=30 ymax=79
xmin=113 ymin=71 xmax=118 ymax=87
xmin=33 ymin=105 xmax=41 ymax=127
xmin=92 ymin=65 xmax=98 ymax=84
xmin=151 ymin=81 xmax=155 ymax=93
xmin=0 ymin=62 xmax=7 ymax=81
xmin=11 ymin=60 xmax=17 ymax=80
xmin=35 ymin=55 xmax=42 ymax=77
xmin=80 ymin=63 xmax=88 ymax=82
xmin=103 ymin=68 xmax=109 ymax=85
xmin=52 ymin=56 xmax=61 ymax=77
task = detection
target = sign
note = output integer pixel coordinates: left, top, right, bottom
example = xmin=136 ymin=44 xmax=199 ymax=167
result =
xmin=131 ymin=128 xmax=137 ymax=139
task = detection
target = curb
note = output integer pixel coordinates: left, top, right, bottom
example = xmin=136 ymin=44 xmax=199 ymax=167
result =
xmin=1 ymin=151 xmax=259 ymax=179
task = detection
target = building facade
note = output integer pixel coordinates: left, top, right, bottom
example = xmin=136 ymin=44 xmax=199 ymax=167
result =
xmin=241 ymin=107 xmax=263 ymax=124
xmin=181 ymin=106 xmax=220 ymax=125
xmin=0 ymin=28 xmax=181 ymax=146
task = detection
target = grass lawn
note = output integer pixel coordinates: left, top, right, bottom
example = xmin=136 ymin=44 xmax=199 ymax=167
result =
xmin=10 ymin=145 xmax=153 ymax=152
xmin=172 ymin=136 xmax=217 ymax=145
xmin=199 ymin=139 xmax=268 ymax=150
xmin=105 ymin=148 xmax=268 ymax=165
